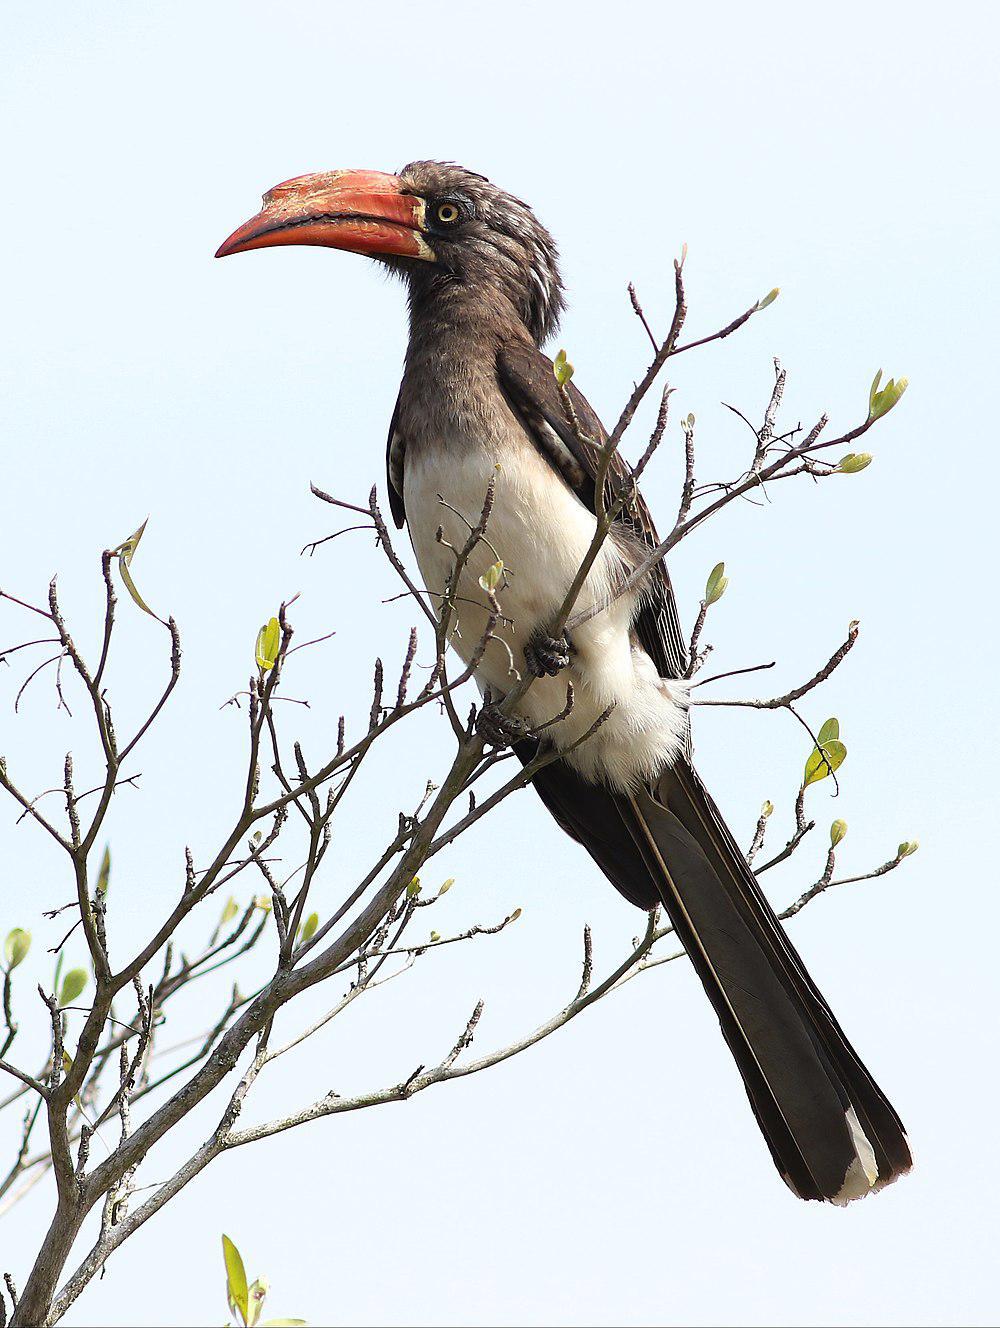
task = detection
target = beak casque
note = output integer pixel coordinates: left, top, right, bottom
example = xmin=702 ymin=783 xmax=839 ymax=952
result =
xmin=215 ymin=169 xmax=435 ymax=261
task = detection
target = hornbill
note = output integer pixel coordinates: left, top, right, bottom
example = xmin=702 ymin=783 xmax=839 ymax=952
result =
xmin=217 ymin=161 xmax=912 ymax=1203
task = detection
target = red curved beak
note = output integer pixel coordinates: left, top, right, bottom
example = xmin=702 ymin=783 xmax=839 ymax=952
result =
xmin=215 ymin=169 xmax=434 ymax=262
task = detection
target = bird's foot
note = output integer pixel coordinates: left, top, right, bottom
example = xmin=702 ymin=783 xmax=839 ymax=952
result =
xmin=476 ymin=699 xmax=530 ymax=749
xmin=524 ymin=630 xmax=572 ymax=678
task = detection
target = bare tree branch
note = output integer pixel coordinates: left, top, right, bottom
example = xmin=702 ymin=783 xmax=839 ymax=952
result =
xmin=0 ymin=261 xmax=915 ymax=1328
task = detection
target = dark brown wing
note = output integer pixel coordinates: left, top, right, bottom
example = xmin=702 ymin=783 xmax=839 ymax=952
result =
xmin=497 ymin=338 xmax=688 ymax=680
xmin=385 ymin=387 xmax=406 ymax=530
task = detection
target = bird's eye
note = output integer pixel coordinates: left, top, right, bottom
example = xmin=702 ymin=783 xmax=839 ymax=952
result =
xmin=434 ymin=201 xmax=461 ymax=225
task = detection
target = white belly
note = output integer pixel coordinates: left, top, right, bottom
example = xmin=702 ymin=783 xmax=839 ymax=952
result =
xmin=403 ymin=435 xmax=689 ymax=791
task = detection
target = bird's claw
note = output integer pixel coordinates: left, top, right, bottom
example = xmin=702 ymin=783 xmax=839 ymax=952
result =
xmin=524 ymin=630 xmax=572 ymax=678
xmin=476 ymin=701 xmax=529 ymax=749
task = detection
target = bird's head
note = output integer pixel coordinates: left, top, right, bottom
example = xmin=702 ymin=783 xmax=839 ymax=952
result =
xmin=216 ymin=160 xmax=564 ymax=344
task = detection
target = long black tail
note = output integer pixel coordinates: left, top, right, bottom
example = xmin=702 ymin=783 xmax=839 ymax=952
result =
xmin=524 ymin=750 xmax=912 ymax=1203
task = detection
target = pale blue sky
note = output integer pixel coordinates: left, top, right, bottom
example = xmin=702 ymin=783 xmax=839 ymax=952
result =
xmin=1 ymin=3 xmax=997 ymax=1325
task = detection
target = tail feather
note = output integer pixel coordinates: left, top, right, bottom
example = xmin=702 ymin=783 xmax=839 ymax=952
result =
xmin=525 ymin=749 xmax=912 ymax=1202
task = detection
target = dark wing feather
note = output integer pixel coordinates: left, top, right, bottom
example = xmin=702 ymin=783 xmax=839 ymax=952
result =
xmin=384 ymin=387 xmax=406 ymax=530
xmin=496 ymin=339 xmax=688 ymax=681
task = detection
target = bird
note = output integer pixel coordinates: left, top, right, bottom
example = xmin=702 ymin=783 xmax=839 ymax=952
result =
xmin=216 ymin=161 xmax=912 ymax=1203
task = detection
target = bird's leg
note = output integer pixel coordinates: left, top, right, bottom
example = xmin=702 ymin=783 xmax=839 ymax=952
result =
xmin=475 ymin=689 xmax=530 ymax=749
xmin=524 ymin=628 xmax=572 ymax=678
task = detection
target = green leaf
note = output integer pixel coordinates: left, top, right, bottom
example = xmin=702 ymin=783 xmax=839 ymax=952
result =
xmin=897 ymin=839 xmax=919 ymax=858
xmin=429 ymin=931 xmax=441 ymax=942
xmin=761 ymin=800 xmax=774 ymax=818
xmin=704 ymin=561 xmax=729 ymax=606
xmin=803 ymin=739 xmax=847 ymax=788
xmin=119 ymin=559 xmax=157 ymax=618
xmin=869 ymin=369 xmax=883 ymax=416
xmin=830 ymin=819 xmax=848 ymax=847
xmin=222 ymin=1235 xmax=249 ymax=1326
xmin=96 ymin=845 xmax=111 ymax=898
xmin=438 ymin=878 xmax=455 ymax=896
xmin=756 ymin=287 xmax=780 ymax=310
xmin=816 ymin=717 xmax=840 ymax=745
xmin=58 ymin=968 xmax=89 ymax=1007
xmin=836 ymin=452 xmax=873 ymax=474
xmin=299 ymin=912 xmax=319 ymax=944
xmin=478 ymin=559 xmax=504 ymax=594
xmin=259 ymin=1320 xmax=308 ymax=1326
xmin=59 ymin=1048 xmax=87 ymax=1113
xmin=114 ymin=516 xmax=148 ymax=562
xmin=256 ymin=617 xmax=281 ymax=672
xmin=868 ymin=372 xmax=909 ymax=421
xmin=247 ymin=1276 xmax=270 ymax=1327
xmin=553 ymin=348 xmax=574 ymax=386
xmin=221 ymin=897 xmax=239 ymax=925
xmin=406 ymin=876 xmax=421 ymax=898
xmin=883 ymin=377 xmax=907 ymax=416
xmin=112 ymin=518 xmax=159 ymax=619
xmin=4 ymin=928 xmax=31 ymax=971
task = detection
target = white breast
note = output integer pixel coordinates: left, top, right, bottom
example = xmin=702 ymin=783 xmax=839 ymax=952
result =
xmin=403 ymin=432 xmax=689 ymax=791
